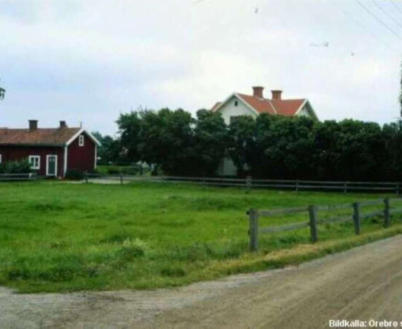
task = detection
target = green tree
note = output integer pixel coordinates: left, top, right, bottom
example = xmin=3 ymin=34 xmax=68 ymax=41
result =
xmin=92 ymin=132 xmax=123 ymax=165
xmin=119 ymin=109 xmax=195 ymax=175
xmin=254 ymin=115 xmax=315 ymax=179
xmin=116 ymin=112 xmax=142 ymax=163
xmin=314 ymin=120 xmax=385 ymax=180
xmin=0 ymin=80 xmax=5 ymax=100
xmin=313 ymin=120 xmax=342 ymax=179
xmin=383 ymin=121 xmax=402 ymax=181
xmin=400 ymin=61 xmax=402 ymax=117
xmin=153 ymin=108 xmax=194 ymax=175
xmin=227 ymin=116 xmax=257 ymax=176
xmin=192 ymin=109 xmax=227 ymax=176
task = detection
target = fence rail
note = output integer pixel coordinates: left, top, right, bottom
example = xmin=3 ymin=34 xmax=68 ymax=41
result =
xmin=83 ymin=173 xmax=402 ymax=194
xmin=0 ymin=173 xmax=40 ymax=181
xmin=247 ymin=197 xmax=401 ymax=251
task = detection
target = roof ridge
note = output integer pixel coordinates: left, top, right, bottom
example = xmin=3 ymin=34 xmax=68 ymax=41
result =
xmin=266 ymin=99 xmax=278 ymax=114
xmin=271 ymin=98 xmax=306 ymax=101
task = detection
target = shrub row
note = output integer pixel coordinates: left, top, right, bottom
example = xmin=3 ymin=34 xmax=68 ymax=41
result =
xmin=113 ymin=108 xmax=402 ymax=181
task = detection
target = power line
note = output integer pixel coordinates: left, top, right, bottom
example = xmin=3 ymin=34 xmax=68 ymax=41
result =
xmin=371 ymin=0 xmax=402 ymax=29
xmin=354 ymin=0 xmax=402 ymax=40
xmin=325 ymin=0 xmax=401 ymax=52
xmin=389 ymin=0 xmax=402 ymax=15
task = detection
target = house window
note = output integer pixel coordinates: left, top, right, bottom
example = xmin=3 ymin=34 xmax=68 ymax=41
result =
xmin=28 ymin=155 xmax=40 ymax=170
xmin=79 ymin=135 xmax=85 ymax=147
xmin=234 ymin=100 xmax=238 ymax=107
xmin=230 ymin=116 xmax=240 ymax=124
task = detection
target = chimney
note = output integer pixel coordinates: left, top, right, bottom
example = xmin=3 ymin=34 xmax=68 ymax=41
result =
xmin=271 ymin=90 xmax=282 ymax=100
xmin=59 ymin=120 xmax=67 ymax=129
xmin=252 ymin=86 xmax=264 ymax=98
xmin=29 ymin=120 xmax=38 ymax=131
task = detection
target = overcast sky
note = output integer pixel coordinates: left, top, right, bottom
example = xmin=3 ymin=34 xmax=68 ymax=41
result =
xmin=0 ymin=0 xmax=401 ymax=135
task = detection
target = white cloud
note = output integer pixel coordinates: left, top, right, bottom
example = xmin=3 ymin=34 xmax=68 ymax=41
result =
xmin=0 ymin=0 xmax=401 ymax=134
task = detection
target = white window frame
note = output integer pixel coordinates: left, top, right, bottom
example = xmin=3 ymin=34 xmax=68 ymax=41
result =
xmin=46 ymin=154 xmax=58 ymax=177
xmin=78 ymin=135 xmax=85 ymax=147
xmin=28 ymin=155 xmax=40 ymax=170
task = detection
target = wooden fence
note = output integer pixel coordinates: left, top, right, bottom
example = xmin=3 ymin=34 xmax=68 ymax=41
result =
xmin=0 ymin=173 xmax=39 ymax=181
xmin=246 ymin=197 xmax=402 ymax=251
xmin=84 ymin=173 xmax=402 ymax=194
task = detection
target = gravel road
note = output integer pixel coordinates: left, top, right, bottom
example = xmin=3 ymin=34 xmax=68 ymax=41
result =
xmin=2 ymin=235 xmax=402 ymax=329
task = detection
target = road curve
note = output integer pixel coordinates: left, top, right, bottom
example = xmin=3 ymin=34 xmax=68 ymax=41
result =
xmin=1 ymin=235 xmax=402 ymax=329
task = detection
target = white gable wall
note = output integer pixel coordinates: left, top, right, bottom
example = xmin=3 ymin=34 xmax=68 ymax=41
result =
xmin=295 ymin=102 xmax=317 ymax=120
xmin=217 ymin=96 xmax=258 ymax=125
xmin=215 ymin=96 xmax=260 ymax=176
xmin=297 ymin=106 xmax=310 ymax=117
xmin=214 ymin=96 xmax=317 ymax=176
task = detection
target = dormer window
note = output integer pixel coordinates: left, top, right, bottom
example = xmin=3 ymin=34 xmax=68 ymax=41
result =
xmin=79 ymin=135 xmax=85 ymax=147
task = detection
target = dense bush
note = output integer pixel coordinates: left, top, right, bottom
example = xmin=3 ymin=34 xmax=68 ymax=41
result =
xmin=0 ymin=159 xmax=32 ymax=174
xmin=117 ymin=109 xmax=227 ymax=176
xmin=65 ymin=169 xmax=85 ymax=180
xmin=114 ymin=108 xmax=402 ymax=181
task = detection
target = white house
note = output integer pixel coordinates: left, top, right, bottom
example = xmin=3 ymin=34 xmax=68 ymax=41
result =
xmin=211 ymin=86 xmax=318 ymax=176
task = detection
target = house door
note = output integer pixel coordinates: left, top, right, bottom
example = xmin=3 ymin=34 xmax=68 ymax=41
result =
xmin=46 ymin=155 xmax=58 ymax=176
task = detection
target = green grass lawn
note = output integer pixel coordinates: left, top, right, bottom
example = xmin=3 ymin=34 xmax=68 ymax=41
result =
xmin=0 ymin=181 xmax=401 ymax=293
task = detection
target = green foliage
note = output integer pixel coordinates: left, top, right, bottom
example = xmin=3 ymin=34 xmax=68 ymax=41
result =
xmin=400 ymin=61 xmax=402 ymax=117
xmin=313 ymin=120 xmax=386 ymax=180
xmin=227 ymin=115 xmax=256 ymax=176
xmin=0 ymin=85 xmax=5 ymax=100
xmin=111 ymin=106 xmax=402 ymax=180
xmin=117 ymin=108 xmax=226 ymax=176
xmin=97 ymin=165 xmax=144 ymax=175
xmin=252 ymin=115 xmax=315 ymax=179
xmin=192 ymin=109 xmax=227 ymax=176
xmin=65 ymin=169 xmax=85 ymax=180
xmin=92 ymin=131 xmax=124 ymax=165
xmin=0 ymin=159 xmax=32 ymax=174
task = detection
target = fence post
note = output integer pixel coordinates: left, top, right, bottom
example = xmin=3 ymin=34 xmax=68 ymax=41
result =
xmin=308 ymin=205 xmax=318 ymax=243
xmin=84 ymin=171 xmax=88 ymax=184
xmin=384 ymin=198 xmax=390 ymax=228
xmin=397 ymin=183 xmax=400 ymax=196
xmin=295 ymin=180 xmax=299 ymax=192
xmin=343 ymin=182 xmax=348 ymax=194
xmin=120 ymin=173 xmax=123 ymax=185
xmin=352 ymin=202 xmax=361 ymax=235
xmin=246 ymin=175 xmax=252 ymax=191
xmin=248 ymin=209 xmax=259 ymax=252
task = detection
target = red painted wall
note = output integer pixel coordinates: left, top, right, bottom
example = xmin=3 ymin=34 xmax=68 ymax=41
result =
xmin=67 ymin=132 xmax=96 ymax=173
xmin=0 ymin=146 xmax=64 ymax=177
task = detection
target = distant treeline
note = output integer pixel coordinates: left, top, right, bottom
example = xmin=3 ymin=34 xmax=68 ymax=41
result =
xmin=94 ymin=108 xmax=402 ymax=181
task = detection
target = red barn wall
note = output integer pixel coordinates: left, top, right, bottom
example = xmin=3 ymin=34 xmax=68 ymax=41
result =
xmin=67 ymin=132 xmax=96 ymax=173
xmin=0 ymin=145 xmax=64 ymax=177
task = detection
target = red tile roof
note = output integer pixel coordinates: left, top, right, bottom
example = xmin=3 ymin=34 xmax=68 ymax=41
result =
xmin=212 ymin=93 xmax=306 ymax=117
xmin=0 ymin=127 xmax=81 ymax=146
xmin=271 ymin=99 xmax=306 ymax=116
xmin=211 ymin=102 xmax=222 ymax=112
xmin=237 ymin=93 xmax=277 ymax=115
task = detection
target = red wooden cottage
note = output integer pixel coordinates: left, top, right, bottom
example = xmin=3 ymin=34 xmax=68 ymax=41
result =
xmin=0 ymin=120 xmax=100 ymax=177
